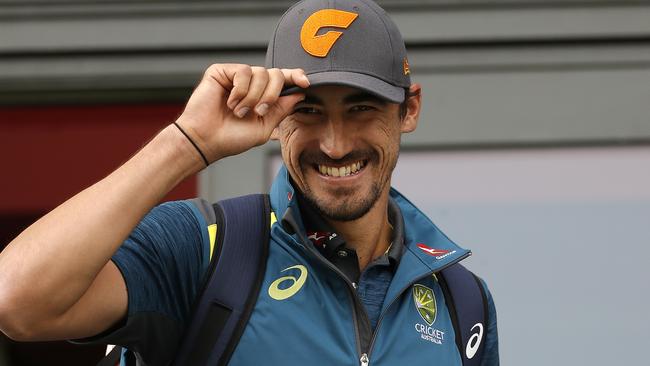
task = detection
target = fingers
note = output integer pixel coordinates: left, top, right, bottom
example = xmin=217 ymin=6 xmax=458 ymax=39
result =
xmin=281 ymin=68 xmax=310 ymax=89
xmin=225 ymin=64 xmax=252 ymax=110
xmin=231 ymin=67 xmax=269 ymax=118
xmin=255 ymin=68 xmax=285 ymax=116
xmin=218 ymin=65 xmax=309 ymax=118
xmin=262 ymin=93 xmax=306 ymax=136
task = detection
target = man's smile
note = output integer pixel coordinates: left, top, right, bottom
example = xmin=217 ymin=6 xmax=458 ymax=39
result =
xmin=315 ymin=160 xmax=367 ymax=178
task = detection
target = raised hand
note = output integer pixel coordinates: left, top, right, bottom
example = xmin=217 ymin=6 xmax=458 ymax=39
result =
xmin=175 ymin=64 xmax=310 ymax=164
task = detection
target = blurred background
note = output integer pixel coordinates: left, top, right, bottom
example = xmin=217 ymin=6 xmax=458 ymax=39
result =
xmin=1 ymin=0 xmax=649 ymax=365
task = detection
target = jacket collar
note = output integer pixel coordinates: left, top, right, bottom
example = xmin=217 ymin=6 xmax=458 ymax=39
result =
xmin=379 ymin=189 xmax=471 ymax=311
xmin=269 ymin=165 xmax=305 ymax=236
xmin=390 ymin=189 xmax=471 ymax=272
xmin=269 ymin=165 xmax=471 ymax=286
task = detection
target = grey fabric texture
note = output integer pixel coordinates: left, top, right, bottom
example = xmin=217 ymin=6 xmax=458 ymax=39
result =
xmin=281 ymin=71 xmax=405 ymax=103
xmin=267 ymin=0 xmax=411 ymax=102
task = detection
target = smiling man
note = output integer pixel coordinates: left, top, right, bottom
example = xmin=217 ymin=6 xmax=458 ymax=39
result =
xmin=0 ymin=0 xmax=498 ymax=365
xmin=275 ymin=84 xmax=414 ymax=272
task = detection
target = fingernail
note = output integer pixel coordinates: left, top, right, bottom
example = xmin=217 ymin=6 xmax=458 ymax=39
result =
xmin=300 ymin=74 xmax=310 ymax=86
xmin=255 ymin=103 xmax=269 ymax=116
xmin=236 ymin=107 xmax=250 ymax=118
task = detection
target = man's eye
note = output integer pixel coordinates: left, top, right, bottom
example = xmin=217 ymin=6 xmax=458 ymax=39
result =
xmin=294 ymin=107 xmax=320 ymax=114
xmin=350 ymin=105 xmax=375 ymax=112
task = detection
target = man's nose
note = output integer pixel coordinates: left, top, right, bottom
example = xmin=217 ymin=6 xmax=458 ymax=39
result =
xmin=319 ymin=116 xmax=353 ymax=160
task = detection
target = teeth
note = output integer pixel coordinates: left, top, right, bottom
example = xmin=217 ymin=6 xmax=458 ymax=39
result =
xmin=317 ymin=161 xmax=365 ymax=177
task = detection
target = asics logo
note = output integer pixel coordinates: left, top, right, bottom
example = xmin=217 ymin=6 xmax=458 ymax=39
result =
xmin=300 ymin=9 xmax=358 ymax=57
xmin=465 ymin=323 xmax=484 ymax=359
xmin=268 ymin=265 xmax=308 ymax=300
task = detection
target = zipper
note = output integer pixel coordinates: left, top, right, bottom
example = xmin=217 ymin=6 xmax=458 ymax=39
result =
xmin=360 ymin=353 xmax=369 ymax=366
xmin=283 ymin=226 xmax=370 ymax=360
xmin=364 ymin=251 xmax=472 ymax=361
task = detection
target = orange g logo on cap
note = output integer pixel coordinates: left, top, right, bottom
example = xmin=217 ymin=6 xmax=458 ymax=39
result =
xmin=300 ymin=9 xmax=358 ymax=57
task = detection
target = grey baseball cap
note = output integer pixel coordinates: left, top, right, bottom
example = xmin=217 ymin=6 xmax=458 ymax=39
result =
xmin=266 ymin=0 xmax=411 ymax=103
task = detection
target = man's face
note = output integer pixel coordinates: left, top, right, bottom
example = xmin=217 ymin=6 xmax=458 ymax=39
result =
xmin=273 ymin=85 xmax=419 ymax=221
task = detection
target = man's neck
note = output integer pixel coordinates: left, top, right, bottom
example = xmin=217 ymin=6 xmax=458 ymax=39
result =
xmin=326 ymin=188 xmax=393 ymax=271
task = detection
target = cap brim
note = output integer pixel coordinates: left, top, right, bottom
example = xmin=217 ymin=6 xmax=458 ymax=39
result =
xmin=281 ymin=71 xmax=406 ymax=103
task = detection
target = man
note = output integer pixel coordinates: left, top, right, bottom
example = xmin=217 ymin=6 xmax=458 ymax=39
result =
xmin=0 ymin=0 xmax=498 ymax=365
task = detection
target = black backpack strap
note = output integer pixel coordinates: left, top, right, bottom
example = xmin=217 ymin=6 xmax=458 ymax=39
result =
xmin=439 ymin=263 xmax=489 ymax=366
xmin=172 ymin=194 xmax=270 ymax=366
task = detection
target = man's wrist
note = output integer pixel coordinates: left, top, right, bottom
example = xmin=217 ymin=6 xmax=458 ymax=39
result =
xmin=142 ymin=124 xmax=208 ymax=183
xmin=172 ymin=122 xmax=209 ymax=167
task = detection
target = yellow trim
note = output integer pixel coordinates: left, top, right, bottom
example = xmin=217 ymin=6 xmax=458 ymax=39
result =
xmin=270 ymin=211 xmax=277 ymax=227
xmin=208 ymin=224 xmax=217 ymax=260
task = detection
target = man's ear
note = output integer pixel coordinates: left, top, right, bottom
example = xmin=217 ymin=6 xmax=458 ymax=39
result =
xmin=401 ymin=83 xmax=422 ymax=134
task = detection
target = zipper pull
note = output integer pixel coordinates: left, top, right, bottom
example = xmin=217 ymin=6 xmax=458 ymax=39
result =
xmin=360 ymin=353 xmax=369 ymax=366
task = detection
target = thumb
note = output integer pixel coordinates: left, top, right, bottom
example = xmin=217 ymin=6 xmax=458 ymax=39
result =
xmin=264 ymin=93 xmax=305 ymax=127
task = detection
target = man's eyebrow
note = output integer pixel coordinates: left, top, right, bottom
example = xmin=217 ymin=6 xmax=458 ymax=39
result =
xmin=300 ymin=95 xmax=324 ymax=105
xmin=342 ymin=92 xmax=387 ymax=105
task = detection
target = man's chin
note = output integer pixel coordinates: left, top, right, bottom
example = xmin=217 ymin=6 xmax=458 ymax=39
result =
xmin=312 ymin=201 xmax=372 ymax=222
xmin=303 ymin=187 xmax=381 ymax=222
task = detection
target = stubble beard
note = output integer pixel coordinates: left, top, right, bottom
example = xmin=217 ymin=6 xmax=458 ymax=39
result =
xmin=296 ymin=144 xmax=399 ymax=222
xmin=301 ymin=180 xmax=384 ymax=222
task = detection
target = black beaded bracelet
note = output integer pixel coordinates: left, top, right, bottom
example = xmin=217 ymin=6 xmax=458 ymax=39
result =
xmin=173 ymin=122 xmax=209 ymax=167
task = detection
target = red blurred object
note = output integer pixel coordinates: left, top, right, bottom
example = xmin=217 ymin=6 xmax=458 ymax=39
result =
xmin=0 ymin=103 xmax=195 ymax=215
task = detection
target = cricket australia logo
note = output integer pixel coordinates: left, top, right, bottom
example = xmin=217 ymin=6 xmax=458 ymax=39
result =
xmin=412 ymin=284 xmax=445 ymax=345
xmin=413 ymin=284 xmax=437 ymax=325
